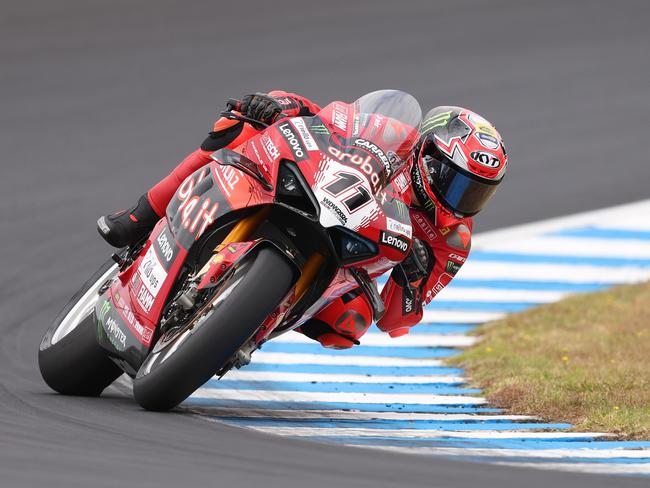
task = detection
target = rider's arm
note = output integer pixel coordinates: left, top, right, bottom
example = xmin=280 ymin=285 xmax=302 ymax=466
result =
xmin=377 ymin=213 xmax=473 ymax=337
xmin=200 ymin=91 xmax=321 ymax=152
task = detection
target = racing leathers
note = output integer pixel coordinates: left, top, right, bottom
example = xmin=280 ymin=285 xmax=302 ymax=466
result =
xmin=108 ymin=90 xmax=473 ymax=349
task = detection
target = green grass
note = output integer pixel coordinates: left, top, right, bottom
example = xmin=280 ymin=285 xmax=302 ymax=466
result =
xmin=449 ymin=281 xmax=650 ymax=439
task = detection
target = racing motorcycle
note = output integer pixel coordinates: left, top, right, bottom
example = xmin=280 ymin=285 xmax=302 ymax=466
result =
xmin=39 ymin=90 xmax=422 ymax=411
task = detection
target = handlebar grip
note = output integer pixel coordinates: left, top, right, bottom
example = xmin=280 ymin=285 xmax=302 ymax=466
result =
xmin=227 ymin=98 xmax=242 ymax=112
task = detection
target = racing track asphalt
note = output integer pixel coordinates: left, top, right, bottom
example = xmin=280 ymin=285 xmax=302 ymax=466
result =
xmin=1 ymin=1 xmax=649 ymax=487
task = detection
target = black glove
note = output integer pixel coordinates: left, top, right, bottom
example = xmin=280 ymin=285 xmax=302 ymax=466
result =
xmin=239 ymin=93 xmax=282 ymax=125
xmin=400 ymin=238 xmax=430 ymax=283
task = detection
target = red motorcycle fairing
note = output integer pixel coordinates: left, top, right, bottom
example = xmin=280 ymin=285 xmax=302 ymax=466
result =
xmin=96 ymin=90 xmax=422 ymax=373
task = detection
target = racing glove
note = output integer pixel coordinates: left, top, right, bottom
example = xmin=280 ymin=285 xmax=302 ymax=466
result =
xmin=239 ymin=93 xmax=283 ymax=125
xmin=400 ymin=237 xmax=430 ymax=282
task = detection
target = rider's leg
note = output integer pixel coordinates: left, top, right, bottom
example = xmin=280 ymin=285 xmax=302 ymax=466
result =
xmin=97 ymin=119 xmax=252 ymax=248
xmin=298 ymin=288 xmax=373 ymax=349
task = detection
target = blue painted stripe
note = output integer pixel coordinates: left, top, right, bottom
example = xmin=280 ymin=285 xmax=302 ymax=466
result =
xmin=240 ymin=362 xmax=466 ymax=376
xmin=218 ymin=417 xmax=572 ymax=431
xmin=205 ymin=379 xmax=480 ymax=395
xmin=447 ymin=279 xmax=609 ymax=292
xmin=379 ymin=277 xmax=610 ymax=292
xmin=278 ymin=434 xmax=603 ymax=444
xmin=260 ymin=342 xmax=460 ymax=358
xmin=184 ymin=399 xmax=500 ymax=413
xmin=424 ymin=301 xmax=534 ymax=312
xmin=406 ymin=324 xmax=477 ymax=335
xmin=550 ymin=227 xmax=650 ymax=241
xmin=459 ymin=455 xmax=650 ymax=465
xmin=331 ymin=437 xmax=650 ymax=450
xmin=468 ymin=251 xmax=650 ymax=267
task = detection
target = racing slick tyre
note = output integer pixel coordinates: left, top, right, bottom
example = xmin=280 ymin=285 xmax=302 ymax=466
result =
xmin=39 ymin=259 xmax=123 ymax=396
xmin=133 ymin=247 xmax=294 ymax=412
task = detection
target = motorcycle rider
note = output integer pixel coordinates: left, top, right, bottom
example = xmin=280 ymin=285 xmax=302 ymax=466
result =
xmin=98 ymin=91 xmax=508 ymax=348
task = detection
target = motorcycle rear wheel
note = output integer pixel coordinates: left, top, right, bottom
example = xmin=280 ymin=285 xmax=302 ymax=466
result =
xmin=38 ymin=259 xmax=123 ymax=396
xmin=133 ymin=247 xmax=294 ymax=411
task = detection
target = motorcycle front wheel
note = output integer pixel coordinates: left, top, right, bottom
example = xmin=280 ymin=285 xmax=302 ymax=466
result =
xmin=133 ymin=247 xmax=294 ymax=411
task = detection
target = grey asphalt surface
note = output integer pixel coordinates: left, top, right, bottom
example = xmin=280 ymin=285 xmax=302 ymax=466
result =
xmin=1 ymin=1 xmax=649 ymax=487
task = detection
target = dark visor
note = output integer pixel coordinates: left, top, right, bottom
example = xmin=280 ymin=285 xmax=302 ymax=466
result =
xmin=426 ymin=157 xmax=499 ymax=216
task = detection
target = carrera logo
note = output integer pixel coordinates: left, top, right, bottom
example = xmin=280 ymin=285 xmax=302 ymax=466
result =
xmin=353 ymin=138 xmax=392 ymax=178
xmin=279 ymin=123 xmax=306 ymax=160
xmin=379 ymin=230 xmax=409 ymax=253
xmin=471 ymin=151 xmax=500 ymax=168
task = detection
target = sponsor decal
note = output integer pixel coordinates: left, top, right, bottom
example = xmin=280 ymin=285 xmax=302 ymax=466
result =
xmin=136 ymin=284 xmax=155 ymax=312
xmin=320 ymin=196 xmax=348 ymax=225
xmin=386 ymin=216 xmax=412 ymax=238
xmin=215 ymin=164 xmax=241 ymax=198
xmin=332 ymin=103 xmax=348 ymax=132
xmin=352 ymin=114 xmax=360 ymax=136
xmin=275 ymin=96 xmax=295 ymax=107
xmin=310 ymin=123 xmax=330 ymax=135
xmin=261 ymin=133 xmax=280 ymax=161
xmin=470 ymin=150 xmax=500 ymax=168
xmin=402 ymin=293 xmax=414 ymax=315
xmin=104 ymin=315 xmax=127 ymax=350
xmin=392 ymin=172 xmax=410 ymax=193
xmin=411 ymin=167 xmax=436 ymax=213
xmin=290 ymin=118 xmax=319 ymax=151
xmin=327 ymin=146 xmax=381 ymax=192
xmin=379 ymin=230 xmax=409 ymax=253
xmin=474 ymin=131 xmax=500 ymax=150
xmin=440 ymin=226 xmax=451 ymax=236
xmin=413 ymin=212 xmax=436 ymax=240
xmin=156 ymin=230 xmax=175 ymax=263
xmin=176 ymin=169 xmax=220 ymax=241
xmin=353 ymin=138 xmax=392 ymax=179
xmin=421 ymin=110 xmax=453 ymax=133
xmin=138 ymin=245 xmax=167 ymax=297
xmin=279 ymin=122 xmax=307 ymax=160
xmin=445 ymin=260 xmax=462 ymax=275
xmin=449 ymin=252 xmax=466 ymax=263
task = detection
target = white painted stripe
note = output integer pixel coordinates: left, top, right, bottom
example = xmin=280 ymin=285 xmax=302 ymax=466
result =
xmin=434 ymin=286 xmax=567 ymax=303
xmin=252 ymin=352 xmax=446 ymax=367
xmin=455 ymin=261 xmax=650 ymax=284
xmin=242 ymin=425 xmax=609 ymax=440
xmin=493 ymin=461 xmax=650 ymax=475
xmin=478 ymin=236 xmax=650 ymax=259
xmin=272 ymin=333 xmax=477 ymax=348
xmin=474 ymin=199 xmax=650 ymax=246
xmin=192 ymin=388 xmax=485 ymax=405
xmin=421 ymin=310 xmax=504 ymax=323
xmin=360 ymin=445 xmax=650 ymax=460
xmin=195 ymin=407 xmax=534 ymax=422
xmin=221 ymin=371 xmax=467 ymax=384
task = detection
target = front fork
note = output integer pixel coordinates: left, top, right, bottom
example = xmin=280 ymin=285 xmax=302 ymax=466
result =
xmin=194 ymin=205 xmax=324 ymax=331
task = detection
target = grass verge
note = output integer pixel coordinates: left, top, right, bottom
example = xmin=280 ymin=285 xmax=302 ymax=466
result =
xmin=449 ymin=281 xmax=650 ymax=439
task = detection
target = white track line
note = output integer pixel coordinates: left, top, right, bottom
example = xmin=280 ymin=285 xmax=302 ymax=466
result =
xmin=360 ymin=445 xmax=650 ymax=460
xmin=220 ymin=371 xmax=467 ymax=384
xmin=273 ymin=333 xmax=477 ymax=348
xmin=479 ymin=236 xmax=650 ymax=259
xmin=194 ymin=407 xmax=534 ymax=422
xmin=455 ymin=261 xmax=650 ymax=284
xmin=244 ymin=426 xmax=609 ymax=440
xmin=434 ymin=287 xmax=568 ymax=303
xmin=251 ymin=352 xmax=446 ymax=367
xmin=192 ymin=388 xmax=485 ymax=405
xmin=421 ymin=310 xmax=504 ymax=323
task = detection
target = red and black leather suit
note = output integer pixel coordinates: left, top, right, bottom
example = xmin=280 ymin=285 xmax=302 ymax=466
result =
xmin=145 ymin=91 xmax=473 ymax=349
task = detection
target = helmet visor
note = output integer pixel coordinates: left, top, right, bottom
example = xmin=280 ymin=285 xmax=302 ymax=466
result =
xmin=426 ymin=157 xmax=499 ymax=216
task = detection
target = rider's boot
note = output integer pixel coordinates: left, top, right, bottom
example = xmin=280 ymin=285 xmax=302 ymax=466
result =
xmin=97 ymin=194 xmax=160 ymax=248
